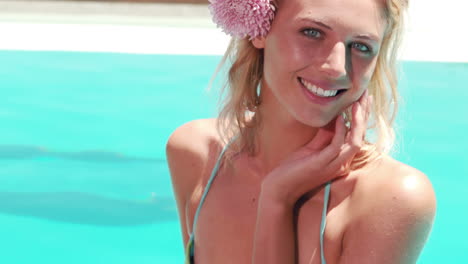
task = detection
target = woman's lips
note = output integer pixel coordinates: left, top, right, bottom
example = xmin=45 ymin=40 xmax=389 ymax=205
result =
xmin=299 ymin=77 xmax=350 ymax=91
xmin=298 ymin=77 xmax=347 ymax=105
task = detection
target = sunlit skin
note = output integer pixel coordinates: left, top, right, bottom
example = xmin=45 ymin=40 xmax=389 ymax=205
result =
xmin=250 ymin=0 xmax=386 ymax=175
xmin=166 ymin=0 xmax=437 ymax=263
xmin=262 ymin=0 xmax=383 ymax=122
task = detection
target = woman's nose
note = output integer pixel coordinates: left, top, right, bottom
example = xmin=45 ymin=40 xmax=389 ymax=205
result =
xmin=319 ymin=42 xmax=347 ymax=79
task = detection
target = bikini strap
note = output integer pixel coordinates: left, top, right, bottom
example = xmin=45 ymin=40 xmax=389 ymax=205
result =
xmin=320 ymin=181 xmax=332 ymax=264
xmin=190 ymin=137 xmax=236 ymax=239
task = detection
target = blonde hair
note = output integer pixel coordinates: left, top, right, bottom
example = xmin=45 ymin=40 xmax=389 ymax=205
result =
xmin=214 ymin=0 xmax=408 ymax=169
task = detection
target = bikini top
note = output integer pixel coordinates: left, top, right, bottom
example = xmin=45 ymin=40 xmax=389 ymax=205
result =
xmin=184 ymin=139 xmax=332 ymax=264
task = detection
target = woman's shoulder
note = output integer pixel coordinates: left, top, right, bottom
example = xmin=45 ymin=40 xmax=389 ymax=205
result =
xmin=166 ymin=118 xmax=223 ymax=187
xmin=341 ymin=154 xmax=437 ymax=261
xmin=355 ymin=154 xmax=436 ymax=209
xmin=349 ymin=154 xmax=436 ymax=220
xmin=166 ymin=118 xmax=221 ymax=157
xmin=166 ymin=118 xmax=225 ymax=242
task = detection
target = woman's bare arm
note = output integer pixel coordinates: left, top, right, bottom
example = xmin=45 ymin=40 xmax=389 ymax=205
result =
xmin=166 ymin=120 xmax=213 ymax=247
xmin=252 ymin=188 xmax=298 ymax=264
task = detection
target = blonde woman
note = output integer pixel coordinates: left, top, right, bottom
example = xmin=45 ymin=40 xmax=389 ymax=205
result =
xmin=167 ymin=0 xmax=436 ymax=263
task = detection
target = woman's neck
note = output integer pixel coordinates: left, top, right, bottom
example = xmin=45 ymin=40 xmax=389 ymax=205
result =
xmin=249 ymin=96 xmax=320 ymax=177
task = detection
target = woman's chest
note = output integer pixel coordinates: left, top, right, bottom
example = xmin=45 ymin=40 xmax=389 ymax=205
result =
xmin=191 ymin=171 xmax=259 ymax=263
xmin=189 ymin=171 xmax=351 ymax=264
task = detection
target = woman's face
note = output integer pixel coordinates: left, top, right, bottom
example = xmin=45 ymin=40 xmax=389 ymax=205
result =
xmin=254 ymin=0 xmax=387 ymax=127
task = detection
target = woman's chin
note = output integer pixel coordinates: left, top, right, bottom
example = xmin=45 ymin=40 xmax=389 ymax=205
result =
xmin=297 ymin=117 xmax=331 ymax=129
xmin=299 ymin=113 xmax=340 ymax=129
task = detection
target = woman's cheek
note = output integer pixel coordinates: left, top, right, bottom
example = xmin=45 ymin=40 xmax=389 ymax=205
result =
xmin=362 ymin=58 xmax=379 ymax=83
xmin=354 ymin=61 xmax=376 ymax=90
xmin=360 ymin=73 xmax=372 ymax=89
xmin=274 ymin=41 xmax=304 ymax=73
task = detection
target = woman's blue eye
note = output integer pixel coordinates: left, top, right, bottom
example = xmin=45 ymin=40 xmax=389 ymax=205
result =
xmin=351 ymin=42 xmax=371 ymax=53
xmin=302 ymin=29 xmax=322 ymax=38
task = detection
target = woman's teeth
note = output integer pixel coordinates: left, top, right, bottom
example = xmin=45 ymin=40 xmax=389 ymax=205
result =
xmin=300 ymin=78 xmax=339 ymax=97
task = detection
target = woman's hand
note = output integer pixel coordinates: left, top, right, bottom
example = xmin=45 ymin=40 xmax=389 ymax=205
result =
xmin=261 ymin=90 xmax=373 ymax=207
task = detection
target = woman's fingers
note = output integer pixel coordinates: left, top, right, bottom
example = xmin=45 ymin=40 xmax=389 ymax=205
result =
xmin=347 ymin=91 xmax=369 ymax=148
xmin=328 ymin=90 xmax=372 ymax=176
xmin=331 ymin=112 xmax=348 ymax=150
xmin=307 ymin=90 xmax=372 ymax=178
xmin=367 ymin=95 xmax=373 ymax=120
xmin=305 ymin=116 xmax=337 ymax=151
xmin=315 ymin=114 xmax=346 ymax=165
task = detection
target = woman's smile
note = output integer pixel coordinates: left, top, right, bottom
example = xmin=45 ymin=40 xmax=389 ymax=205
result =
xmin=297 ymin=77 xmax=348 ymax=106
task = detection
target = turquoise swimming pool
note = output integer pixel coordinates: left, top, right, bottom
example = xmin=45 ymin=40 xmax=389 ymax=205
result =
xmin=0 ymin=50 xmax=466 ymax=263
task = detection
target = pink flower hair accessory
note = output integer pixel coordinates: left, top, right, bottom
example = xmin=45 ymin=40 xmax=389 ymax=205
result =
xmin=208 ymin=0 xmax=276 ymax=40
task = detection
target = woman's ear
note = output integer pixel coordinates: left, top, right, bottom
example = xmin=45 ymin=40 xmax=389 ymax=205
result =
xmin=252 ymin=37 xmax=266 ymax=49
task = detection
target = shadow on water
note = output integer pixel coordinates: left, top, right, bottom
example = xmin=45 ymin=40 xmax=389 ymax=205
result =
xmin=0 ymin=191 xmax=178 ymax=226
xmin=0 ymin=145 xmax=177 ymax=226
xmin=0 ymin=144 xmax=159 ymax=163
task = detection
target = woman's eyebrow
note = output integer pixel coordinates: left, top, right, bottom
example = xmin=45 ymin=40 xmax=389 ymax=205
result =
xmin=298 ymin=17 xmax=380 ymax=42
xmin=298 ymin=17 xmax=333 ymax=31
xmin=355 ymin=34 xmax=380 ymax=43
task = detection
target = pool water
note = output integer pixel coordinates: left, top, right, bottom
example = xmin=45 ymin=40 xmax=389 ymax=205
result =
xmin=0 ymin=50 xmax=466 ymax=263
